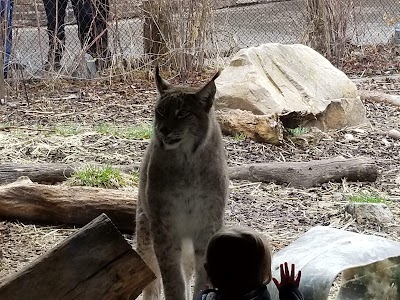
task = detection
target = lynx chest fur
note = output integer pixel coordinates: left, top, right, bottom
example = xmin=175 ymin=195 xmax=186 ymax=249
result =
xmin=136 ymin=68 xmax=228 ymax=300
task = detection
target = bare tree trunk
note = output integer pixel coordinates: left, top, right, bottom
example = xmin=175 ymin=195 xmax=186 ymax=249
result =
xmin=305 ymin=0 xmax=355 ymax=63
xmin=141 ymin=0 xmax=213 ymax=80
xmin=142 ymin=0 xmax=167 ymax=60
xmin=305 ymin=0 xmax=325 ymax=54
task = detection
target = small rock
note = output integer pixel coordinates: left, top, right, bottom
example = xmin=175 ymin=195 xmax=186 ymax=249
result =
xmin=382 ymin=138 xmax=391 ymax=147
xmin=346 ymin=203 xmax=394 ymax=224
xmin=351 ymin=128 xmax=366 ymax=134
xmin=395 ymin=176 xmax=400 ymax=185
xmin=344 ymin=133 xmax=355 ymax=142
xmin=332 ymin=192 xmax=344 ymax=201
xmin=8 ymin=103 xmax=18 ymax=108
xmin=388 ymin=129 xmax=400 ymax=140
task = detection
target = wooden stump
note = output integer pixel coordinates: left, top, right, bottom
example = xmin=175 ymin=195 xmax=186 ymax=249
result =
xmin=0 ymin=214 xmax=155 ymax=300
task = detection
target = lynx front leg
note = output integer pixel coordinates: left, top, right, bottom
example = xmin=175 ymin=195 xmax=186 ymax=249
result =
xmin=192 ymin=224 xmax=223 ymax=299
xmin=152 ymin=224 xmax=187 ymax=300
xmin=192 ymin=248 xmax=208 ymax=300
xmin=136 ymin=209 xmax=162 ymax=300
xmin=182 ymin=240 xmax=194 ymax=300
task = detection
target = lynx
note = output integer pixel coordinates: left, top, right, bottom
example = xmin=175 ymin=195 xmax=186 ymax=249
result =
xmin=136 ymin=67 xmax=229 ymax=300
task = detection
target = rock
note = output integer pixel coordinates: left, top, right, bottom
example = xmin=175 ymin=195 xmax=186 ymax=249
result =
xmin=345 ymin=203 xmax=394 ymax=224
xmin=351 ymin=128 xmax=366 ymax=134
xmin=388 ymin=129 xmax=400 ymax=140
xmin=343 ymin=133 xmax=356 ymax=142
xmin=381 ymin=138 xmax=391 ymax=147
xmin=332 ymin=192 xmax=344 ymax=201
xmin=215 ymin=43 xmax=368 ymax=131
xmin=215 ymin=108 xmax=283 ymax=144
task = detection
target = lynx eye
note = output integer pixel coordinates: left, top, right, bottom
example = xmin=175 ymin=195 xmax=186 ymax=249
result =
xmin=176 ymin=110 xmax=190 ymax=119
xmin=155 ymin=107 xmax=165 ymax=117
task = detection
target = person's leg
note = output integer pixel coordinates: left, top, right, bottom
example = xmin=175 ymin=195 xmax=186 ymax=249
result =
xmin=91 ymin=0 xmax=110 ymax=69
xmin=43 ymin=0 xmax=68 ymax=70
xmin=71 ymin=0 xmax=94 ymax=53
xmin=72 ymin=0 xmax=110 ymax=69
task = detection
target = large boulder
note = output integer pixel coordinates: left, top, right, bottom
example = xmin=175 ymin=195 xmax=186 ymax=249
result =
xmin=215 ymin=43 xmax=368 ymax=133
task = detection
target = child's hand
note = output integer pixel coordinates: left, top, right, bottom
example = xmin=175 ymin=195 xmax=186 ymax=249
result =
xmin=272 ymin=262 xmax=301 ymax=290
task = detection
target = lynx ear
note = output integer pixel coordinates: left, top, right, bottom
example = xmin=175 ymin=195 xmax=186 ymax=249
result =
xmin=154 ymin=65 xmax=171 ymax=94
xmin=196 ymin=70 xmax=220 ymax=112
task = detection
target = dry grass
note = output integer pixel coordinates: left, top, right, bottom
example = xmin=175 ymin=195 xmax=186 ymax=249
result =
xmin=305 ymin=0 xmax=356 ymax=64
xmin=142 ymin=0 xmax=214 ymax=80
xmin=0 ymin=221 xmax=77 ymax=280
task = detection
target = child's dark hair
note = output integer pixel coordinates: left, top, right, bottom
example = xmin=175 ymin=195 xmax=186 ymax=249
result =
xmin=204 ymin=226 xmax=272 ymax=295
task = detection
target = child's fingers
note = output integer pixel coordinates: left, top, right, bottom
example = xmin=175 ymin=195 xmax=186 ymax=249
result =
xmin=280 ymin=263 xmax=284 ymax=279
xmin=284 ymin=262 xmax=289 ymax=276
xmin=272 ymin=277 xmax=280 ymax=289
xmin=291 ymin=264 xmax=295 ymax=281
xmin=295 ymin=270 xmax=302 ymax=286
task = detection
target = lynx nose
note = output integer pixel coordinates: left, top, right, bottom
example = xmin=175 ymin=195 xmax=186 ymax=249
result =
xmin=159 ymin=126 xmax=171 ymax=136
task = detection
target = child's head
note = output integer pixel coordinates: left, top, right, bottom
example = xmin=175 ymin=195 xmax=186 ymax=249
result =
xmin=204 ymin=226 xmax=272 ymax=295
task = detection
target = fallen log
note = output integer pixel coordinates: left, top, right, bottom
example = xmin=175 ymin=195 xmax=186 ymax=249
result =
xmin=0 ymin=157 xmax=378 ymax=229
xmin=0 ymin=162 xmax=139 ymax=185
xmin=358 ymin=90 xmax=400 ymax=107
xmin=0 ymin=162 xmax=75 ymax=184
xmin=229 ymin=157 xmax=377 ymax=188
xmin=0 ymin=213 xmax=155 ymax=300
xmin=0 ymin=177 xmax=136 ymax=232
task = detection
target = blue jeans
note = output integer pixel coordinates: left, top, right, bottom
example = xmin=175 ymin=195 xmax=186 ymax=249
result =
xmin=1 ymin=0 xmax=13 ymax=77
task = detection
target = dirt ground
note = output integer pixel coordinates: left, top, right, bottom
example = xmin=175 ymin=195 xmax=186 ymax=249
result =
xmin=0 ymin=49 xmax=399 ymax=298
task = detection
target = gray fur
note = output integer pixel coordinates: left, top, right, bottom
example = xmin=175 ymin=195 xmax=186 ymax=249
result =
xmin=136 ymin=68 xmax=228 ymax=300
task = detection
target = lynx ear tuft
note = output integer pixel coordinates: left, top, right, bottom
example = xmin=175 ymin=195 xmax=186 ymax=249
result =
xmin=196 ymin=70 xmax=220 ymax=112
xmin=155 ymin=65 xmax=171 ymax=94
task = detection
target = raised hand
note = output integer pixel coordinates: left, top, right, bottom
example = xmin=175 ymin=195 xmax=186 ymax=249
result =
xmin=272 ymin=262 xmax=301 ymax=290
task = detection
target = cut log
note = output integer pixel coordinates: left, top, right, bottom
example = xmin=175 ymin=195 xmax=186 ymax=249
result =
xmin=0 ymin=177 xmax=136 ymax=232
xmin=228 ymin=157 xmax=377 ymax=188
xmin=0 ymin=213 xmax=155 ymax=300
xmin=0 ymin=162 xmax=139 ymax=185
xmin=358 ymin=90 xmax=400 ymax=107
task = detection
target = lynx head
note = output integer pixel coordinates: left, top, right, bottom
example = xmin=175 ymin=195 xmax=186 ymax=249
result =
xmin=153 ymin=66 xmax=220 ymax=150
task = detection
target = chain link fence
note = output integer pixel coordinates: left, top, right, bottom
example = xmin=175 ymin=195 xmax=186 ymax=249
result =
xmin=5 ymin=0 xmax=400 ymax=78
